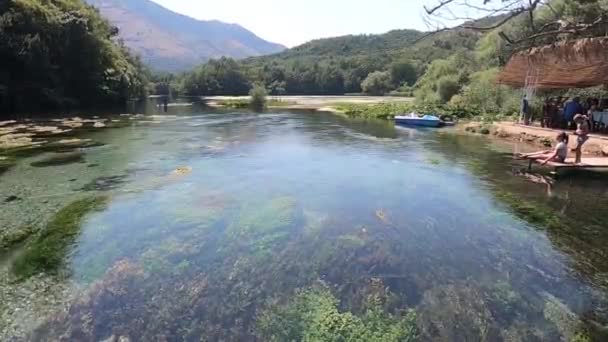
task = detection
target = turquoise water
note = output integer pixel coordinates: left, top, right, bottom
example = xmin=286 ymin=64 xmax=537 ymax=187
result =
xmin=1 ymin=110 xmax=608 ymax=340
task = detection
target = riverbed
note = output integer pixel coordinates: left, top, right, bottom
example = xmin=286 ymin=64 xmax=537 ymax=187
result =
xmin=1 ymin=109 xmax=608 ymax=341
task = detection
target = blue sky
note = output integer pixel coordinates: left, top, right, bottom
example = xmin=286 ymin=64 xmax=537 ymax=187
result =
xmin=150 ymin=0 xmax=458 ymax=47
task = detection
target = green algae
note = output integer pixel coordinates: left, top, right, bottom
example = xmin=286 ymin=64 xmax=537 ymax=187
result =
xmin=257 ymin=285 xmax=418 ymax=342
xmin=494 ymin=191 xmax=568 ymax=231
xmin=228 ymin=197 xmax=298 ymax=237
xmin=11 ymin=196 xmax=109 ymax=278
xmin=226 ymin=197 xmax=299 ymax=256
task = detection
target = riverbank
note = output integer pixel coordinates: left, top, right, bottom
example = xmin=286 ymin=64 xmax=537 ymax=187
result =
xmin=204 ymin=95 xmax=414 ymax=111
xmin=462 ymin=121 xmax=608 ymax=156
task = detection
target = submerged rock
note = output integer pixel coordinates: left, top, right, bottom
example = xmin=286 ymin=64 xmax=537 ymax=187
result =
xmin=0 ymin=132 xmax=43 ymax=149
xmin=4 ymin=195 xmax=20 ymax=203
xmin=0 ymin=156 xmax=16 ymax=175
xmin=30 ymin=152 xmax=85 ymax=167
xmin=0 ymin=120 xmax=17 ymax=126
xmin=171 ymin=166 xmax=192 ymax=176
xmin=0 ymin=225 xmax=35 ymax=251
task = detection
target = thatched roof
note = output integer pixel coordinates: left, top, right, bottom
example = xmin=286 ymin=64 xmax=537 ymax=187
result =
xmin=497 ymin=38 xmax=608 ymax=89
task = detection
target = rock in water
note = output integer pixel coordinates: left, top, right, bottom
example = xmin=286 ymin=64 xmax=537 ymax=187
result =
xmin=172 ymin=166 xmax=193 ymax=176
xmin=4 ymin=195 xmax=20 ymax=203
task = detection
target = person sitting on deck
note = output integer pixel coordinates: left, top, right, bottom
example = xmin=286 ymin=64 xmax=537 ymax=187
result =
xmin=518 ymin=132 xmax=569 ymax=165
xmin=573 ymin=114 xmax=590 ymax=164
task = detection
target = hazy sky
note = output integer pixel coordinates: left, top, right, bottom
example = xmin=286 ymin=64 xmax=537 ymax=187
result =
xmin=150 ymin=0 xmax=457 ymax=47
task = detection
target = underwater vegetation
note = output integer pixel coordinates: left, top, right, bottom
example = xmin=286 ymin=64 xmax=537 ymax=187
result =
xmin=257 ymin=284 xmax=418 ymax=342
xmin=79 ymin=175 xmax=129 ymax=192
xmin=11 ymin=196 xmax=108 ymax=279
xmin=226 ymin=196 xmax=299 ymax=258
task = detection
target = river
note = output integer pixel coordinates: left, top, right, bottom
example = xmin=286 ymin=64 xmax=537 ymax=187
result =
xmin=1 ymin=108 xmax=608 ymax=341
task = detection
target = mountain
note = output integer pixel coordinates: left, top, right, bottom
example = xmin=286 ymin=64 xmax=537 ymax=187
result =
xmin=85 ymin=0 xmax=286 ymax=72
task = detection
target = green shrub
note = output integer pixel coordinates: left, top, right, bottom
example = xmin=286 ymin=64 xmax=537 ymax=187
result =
xmin=437 ymin=76 xmax=460 ymax=103
xmin=361 ymin=71 xmax=393 ymax=96
xmin=249 ymin=84 xmax=268 ymax=110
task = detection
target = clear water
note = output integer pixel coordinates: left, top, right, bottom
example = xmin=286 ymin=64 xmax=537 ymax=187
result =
xmin=2 ymin=109 xmax=608 ymax=341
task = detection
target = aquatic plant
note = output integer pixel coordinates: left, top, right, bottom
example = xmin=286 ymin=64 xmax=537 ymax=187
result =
xmin=79 ymin=175 xmax=129 ymax=191
xmin=257 ymin=285 xmax=418 ymax=342
xmin=12 ymin=196 xmax=109 ymax=278
xmin=227 ymin=197 xmax=298 ymax=257
xmin=417 ymin=283 xmax=501 ymax=341
xmin=494 ymin=191 xmax=567 ymax=231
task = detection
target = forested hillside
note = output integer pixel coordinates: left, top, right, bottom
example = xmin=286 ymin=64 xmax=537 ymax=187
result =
xmin=172 ymin=0 xmax=608 ymax=119
xmin=174 ymin=28 xmax=484 ymax=97
xmin=0 ymin=0 xmax=148 ymax=115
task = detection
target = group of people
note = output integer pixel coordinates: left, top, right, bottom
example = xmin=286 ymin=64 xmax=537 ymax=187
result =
xmin=539 ymin=96 xmax=605 ymax=130
xmin=517 ymin=95 xmax=601 ymax=165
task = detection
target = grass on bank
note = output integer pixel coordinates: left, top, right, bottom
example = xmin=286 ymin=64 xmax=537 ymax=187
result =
xmin=333 ymin=102 xmax=517 ymax=122
xmin=215 ymin=99 xmax=296 ymax=109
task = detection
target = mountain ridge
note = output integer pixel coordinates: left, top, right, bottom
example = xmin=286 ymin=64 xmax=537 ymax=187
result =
xmin=85 ymin=0 xmax=286 ymax=72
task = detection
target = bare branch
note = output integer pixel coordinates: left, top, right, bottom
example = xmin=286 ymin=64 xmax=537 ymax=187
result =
xmin=424 ymin=0 xmax=457 ymax=15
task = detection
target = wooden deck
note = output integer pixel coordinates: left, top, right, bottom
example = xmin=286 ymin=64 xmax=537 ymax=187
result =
xmin=528 ymin=157 xmax=608 ymax=171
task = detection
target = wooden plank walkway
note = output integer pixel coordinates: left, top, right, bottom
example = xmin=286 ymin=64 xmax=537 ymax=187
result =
xmin=528 ymin=157 xmax=608 ymax=171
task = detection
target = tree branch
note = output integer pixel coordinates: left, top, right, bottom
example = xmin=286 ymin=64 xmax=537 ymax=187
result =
xmin=424 ymin=0 xmax=457 ymax=15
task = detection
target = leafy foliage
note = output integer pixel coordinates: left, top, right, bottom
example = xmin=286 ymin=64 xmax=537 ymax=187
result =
xmin=361 ymin=71 xmax=393 ymax=95
xmin=249 ymin=84 xmax=268 ymax=110
xmin=174 ymin=29 xmax=482 ymax=96
xmin=0 ymin=0 xmax=148 ymax=115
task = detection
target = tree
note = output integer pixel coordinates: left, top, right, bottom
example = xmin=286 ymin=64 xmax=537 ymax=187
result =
xmin=389 ymin=60 xmax=417 ymax=86
xmin=361 ymin=71 xmax=393 ymax=96
xmin=249 ymin=84 xmax=267 ymax=110
xmin=422 ymin=0 xmax=608 ymax=51
xmin=0 ymin=0 xmax=147 ymax=115
xmin=437 ymin=76 xmax=460 ymax=103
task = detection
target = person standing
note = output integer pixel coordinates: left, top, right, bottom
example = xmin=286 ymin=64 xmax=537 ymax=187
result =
xmin=573 ymin=114 xmax=590 ymax=164
xmin=520 ymin=95 xmax=530 ymax=125
xmin=563 ymin=97 xmax=583 ymax=129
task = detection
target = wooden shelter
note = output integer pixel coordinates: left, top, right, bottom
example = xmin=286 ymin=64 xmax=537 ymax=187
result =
xmin=498 ymin=38 xmax=608 ymax=89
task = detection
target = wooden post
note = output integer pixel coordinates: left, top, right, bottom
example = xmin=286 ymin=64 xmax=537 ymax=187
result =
xmin=528 ymin=159 xmax=533 ymax=171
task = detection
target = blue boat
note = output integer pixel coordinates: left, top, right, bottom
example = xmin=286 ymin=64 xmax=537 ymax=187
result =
xmin=395 ymin=113 xmax=443 ymax=127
